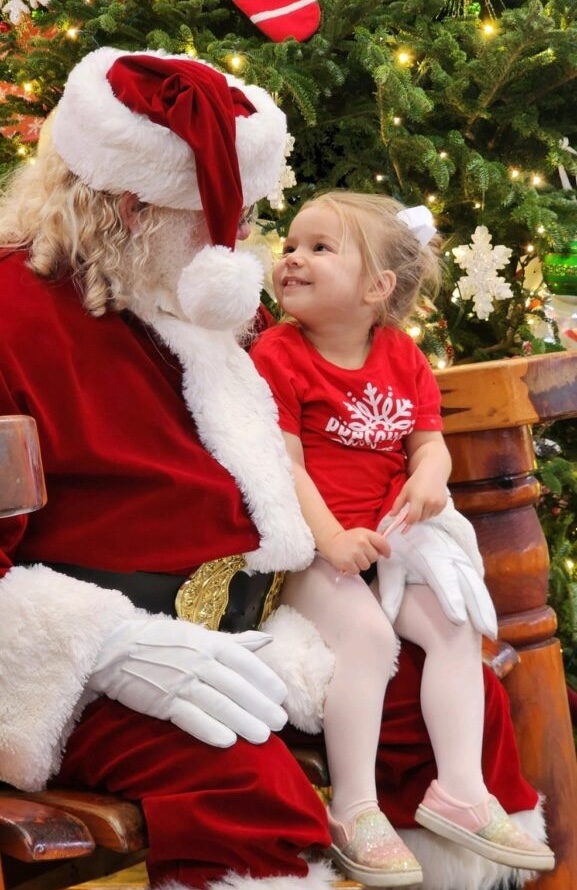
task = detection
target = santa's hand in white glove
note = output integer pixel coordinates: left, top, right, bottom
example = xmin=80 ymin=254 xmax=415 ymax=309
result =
xmin=87 ymin=616 xmax=289 ymax=747
xmin=377 ymin=519 xmax=498 ymax=640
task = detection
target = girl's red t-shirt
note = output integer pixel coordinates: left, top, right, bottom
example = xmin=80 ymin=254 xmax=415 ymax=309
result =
xmin=251 ymin=323 xmax=443 ymax=528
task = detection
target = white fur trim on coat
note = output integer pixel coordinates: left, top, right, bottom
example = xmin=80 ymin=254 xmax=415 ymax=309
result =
xmin=204 ymin=860 xmax=337 ymax=890
xmin=259 ymin=606 xmax=335 ymax=734
xmin=399 ymin=801 xmax=548 ymax=890
xmin=258 ymin=604 xmax=400 ymax=733
xmin=151 ymin=314 xmax=315 ymax=573
xmin=0 ymin=564 xmax=136 ymax=790
xmin=51 ymin=46 xmax=290 ymax=212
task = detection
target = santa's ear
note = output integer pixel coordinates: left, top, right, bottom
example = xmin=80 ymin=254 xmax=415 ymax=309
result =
xmin=118 ymin=192 xmax=144 ymax=233
xmin=364 ymin=269 xmax=396 ymax=305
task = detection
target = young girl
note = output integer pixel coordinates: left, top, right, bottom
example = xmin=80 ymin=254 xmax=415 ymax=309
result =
xmin=250 ymin=191 xmax=554 ymax=887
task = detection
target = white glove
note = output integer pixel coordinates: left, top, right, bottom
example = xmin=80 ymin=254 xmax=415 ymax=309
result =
xmin=377 ymin=522 xmax=498 ymax=639
xmin=87 ymin=616 xmax=289 ymax=747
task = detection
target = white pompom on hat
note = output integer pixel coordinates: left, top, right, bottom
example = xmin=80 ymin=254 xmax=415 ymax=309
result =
xmin=50 ymin=46 xmax=292 ymax=326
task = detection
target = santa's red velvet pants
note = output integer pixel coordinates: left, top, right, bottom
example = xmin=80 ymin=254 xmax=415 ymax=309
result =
xmin=57 ymin=696 xmax=330 ymax=887
xmin=57 ymin=643 xmax=538 ymax=888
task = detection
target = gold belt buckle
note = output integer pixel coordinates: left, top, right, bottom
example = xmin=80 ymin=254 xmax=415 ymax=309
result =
xmin=175 ymin=554 xmax=285 ymax=631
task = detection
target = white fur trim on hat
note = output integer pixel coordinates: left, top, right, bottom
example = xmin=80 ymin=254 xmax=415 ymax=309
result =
xmin=51 ymin=46 xmax=290 ymax=211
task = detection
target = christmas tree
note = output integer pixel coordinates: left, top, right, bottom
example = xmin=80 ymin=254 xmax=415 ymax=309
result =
xmin=2 ymin=0 xmax=577 ymax=356
xmin=1 ymin=0 xmax=577 ymax=681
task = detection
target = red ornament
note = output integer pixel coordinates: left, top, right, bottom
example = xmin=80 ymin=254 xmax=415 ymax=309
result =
xmin=0 ymin=21 xmax=11 ymax=33
xmin=231 ymin=0 xmax=320 ymax=42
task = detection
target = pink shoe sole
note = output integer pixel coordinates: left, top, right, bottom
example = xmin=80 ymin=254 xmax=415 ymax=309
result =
xmin=327 ymin=809 xmax=423 ymax=887
xmin=415 ymin=781 xmax=555 ymax=872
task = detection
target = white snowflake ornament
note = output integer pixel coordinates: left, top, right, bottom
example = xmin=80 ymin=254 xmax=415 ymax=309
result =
xmin=2 ymin=0 xmax=50 ymax=25
xmin=452 ymin=225 xmax=513 ymax=320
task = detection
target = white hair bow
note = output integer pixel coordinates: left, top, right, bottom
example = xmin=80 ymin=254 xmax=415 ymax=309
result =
xmin=397 ymin=205 xmax=437 ymax=246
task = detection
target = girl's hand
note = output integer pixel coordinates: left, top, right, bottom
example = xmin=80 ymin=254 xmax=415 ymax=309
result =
xmin=318 ymin=527 xmax=391 ymax=575
xmin=395 ymin=431 xmax=451 ymax=526
xmin=390 ymin=474 xmax=448 ymax=526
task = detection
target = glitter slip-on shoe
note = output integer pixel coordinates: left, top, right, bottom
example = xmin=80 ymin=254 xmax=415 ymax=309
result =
xmin=327 ymin=808 xmax=423 ymax=887
xmin=415 ymin=780 xmax=555 ymax=871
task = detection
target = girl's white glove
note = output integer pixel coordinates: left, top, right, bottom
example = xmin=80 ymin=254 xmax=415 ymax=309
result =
xmin=377 ymin=522 xmax=498 ymax=639
xmin=87 ymin=616 xmax=289 ymax=747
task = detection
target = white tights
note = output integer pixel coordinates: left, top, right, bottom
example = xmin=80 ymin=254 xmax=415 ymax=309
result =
xmin=395 ymin=582 xmax=488 ymax=805
xmin=281 ymin=557 xmax=488 ymax=826
xmin=281 ymin=556 xmax=397 ymax=824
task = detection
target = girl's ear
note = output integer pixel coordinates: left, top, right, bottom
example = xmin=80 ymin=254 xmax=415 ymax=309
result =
xmin=119 ymin=192 xmax=144 ymax=233
xmin=364 ymin=269 xmax=396 ymax=306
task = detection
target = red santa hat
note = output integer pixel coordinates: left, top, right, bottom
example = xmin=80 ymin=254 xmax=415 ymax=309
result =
xmin=50 ymin=47 xmax=292 ymax=327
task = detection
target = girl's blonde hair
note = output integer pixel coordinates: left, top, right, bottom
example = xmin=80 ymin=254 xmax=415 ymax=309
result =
xmin=299 ymin=190 xmax=442 ymax=327
xmin=0 ymin=141 xmax=175 ymax=317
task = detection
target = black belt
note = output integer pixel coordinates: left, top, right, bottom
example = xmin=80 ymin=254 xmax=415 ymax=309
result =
xmin=35 ymin=560 xmax=284 ymax=632
xmin=39 ymin=562 xmax=184 ymax=616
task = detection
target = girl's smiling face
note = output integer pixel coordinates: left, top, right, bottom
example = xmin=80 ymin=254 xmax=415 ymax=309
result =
xmin=273 ymin=205 xmax=375 ymax=333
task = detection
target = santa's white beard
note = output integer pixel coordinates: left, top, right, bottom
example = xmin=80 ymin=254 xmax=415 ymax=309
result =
xmin=113 ymin=206 xmax=209 ymax=323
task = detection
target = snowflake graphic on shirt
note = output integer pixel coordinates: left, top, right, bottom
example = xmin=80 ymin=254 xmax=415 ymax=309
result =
xmin=325 ymin=383 xmax=415 ymax=449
